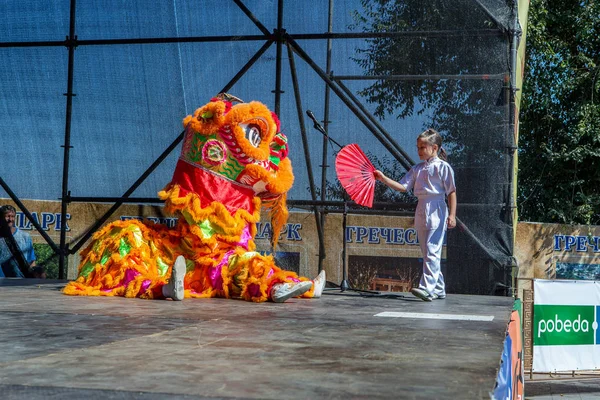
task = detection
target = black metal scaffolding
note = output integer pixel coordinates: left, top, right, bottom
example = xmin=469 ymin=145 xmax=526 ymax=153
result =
xmin=0 ymin=0 xmax=520 ymax=295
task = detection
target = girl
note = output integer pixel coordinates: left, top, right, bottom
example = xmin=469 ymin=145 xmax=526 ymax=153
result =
xmin=374 ymin=129 xmax=456 ymax=301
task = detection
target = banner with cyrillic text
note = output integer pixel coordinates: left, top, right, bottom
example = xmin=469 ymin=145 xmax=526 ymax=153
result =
xmin=533 ymin=279 xmax=600 ymax=372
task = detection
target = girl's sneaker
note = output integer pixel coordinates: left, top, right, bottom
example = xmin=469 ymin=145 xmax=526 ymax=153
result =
xmin=410 ymin=287 xmax=433 ymax=302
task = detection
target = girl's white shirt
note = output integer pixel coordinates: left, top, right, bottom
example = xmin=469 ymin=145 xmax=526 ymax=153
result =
xmin=399 ymin=156 xmax=456 ymax=198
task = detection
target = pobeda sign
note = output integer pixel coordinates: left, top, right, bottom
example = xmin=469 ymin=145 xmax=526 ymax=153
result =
xmin=533 ymin=280 xmax=600 ymax=372
xmin=534 ymin=305 xmax=596 ymax=346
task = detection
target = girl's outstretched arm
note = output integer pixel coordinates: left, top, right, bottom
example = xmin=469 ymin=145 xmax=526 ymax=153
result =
xmin=374 ymin=170 xmax=407 ymax=193
xmin=447 ymin=191 xmax=457 ymax=229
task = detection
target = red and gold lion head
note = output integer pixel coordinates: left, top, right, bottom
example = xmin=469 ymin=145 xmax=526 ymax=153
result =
xmin=180 ymin=96 xmax=293 ymax=199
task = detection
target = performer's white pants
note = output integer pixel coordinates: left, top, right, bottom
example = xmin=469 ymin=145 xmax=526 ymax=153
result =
xmin=414 ymin=195 xmax=447 ymax=296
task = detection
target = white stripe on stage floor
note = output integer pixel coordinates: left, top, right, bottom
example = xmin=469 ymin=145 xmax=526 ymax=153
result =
xmin=374 ymin=311 xmax=495 ymax=321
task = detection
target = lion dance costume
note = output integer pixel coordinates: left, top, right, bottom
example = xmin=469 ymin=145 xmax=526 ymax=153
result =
xmin=64 ymin=95 xmax=324 ymax=302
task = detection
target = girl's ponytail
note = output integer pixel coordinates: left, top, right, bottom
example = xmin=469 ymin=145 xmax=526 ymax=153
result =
xmin=438 ymin=146 xmax=448 ymax=161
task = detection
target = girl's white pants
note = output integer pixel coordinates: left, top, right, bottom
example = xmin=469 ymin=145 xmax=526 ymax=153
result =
xmin=414 ymin=195 xmax=447 ymax=296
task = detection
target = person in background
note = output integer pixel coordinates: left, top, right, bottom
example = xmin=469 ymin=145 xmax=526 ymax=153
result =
xmin=374 ymin=129 xmax=457 ymax=301
xmin=0 ymin=205 xmax=36 ymax=278
xmin=30 ymin=266 xmax=47 ymax=279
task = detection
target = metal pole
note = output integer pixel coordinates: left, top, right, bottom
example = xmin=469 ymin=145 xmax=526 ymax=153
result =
xmin=506 ymin=0 xmax=522 ymax=293
xmin=58 ymin=0 xmax=77 ymax=279
xmin=69 ymin=197 xmax=161 ymax=203
xmin=340 ymin=201 xmax=349 ymax=291
xmin=0 ymin=29 xmax=505 ymax=49
xmin=333 ymin=73 xmax=507 ymax=81
xmin=508 ymin=0 xmax=521 ymax=227
xmin=318 ymin=0 xmax=335 ymax=272
xmin=286 ymin=43 xmax=326 ymax=259
xmin=274 ymin=0 xmax=284 ymax=115
xmin=288 ymin=30 xmax=503 ymax=39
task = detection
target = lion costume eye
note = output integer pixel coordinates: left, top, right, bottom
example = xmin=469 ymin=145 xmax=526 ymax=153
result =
xmin=239 ymin=117 xmax=268 ymax=148
xmin=244 ymin=124 xmax=261 ymax=147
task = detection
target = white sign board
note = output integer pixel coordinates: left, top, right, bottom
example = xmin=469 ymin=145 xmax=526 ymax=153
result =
xmin=533 ymin=279 xmax=600 ymax=372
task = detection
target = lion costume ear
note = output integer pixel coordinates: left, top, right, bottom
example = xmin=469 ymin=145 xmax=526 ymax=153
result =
xmin=269 ymin=132 xmax=289 ymax=170
xmin=183 ymin=100 xmax=228 ymax=135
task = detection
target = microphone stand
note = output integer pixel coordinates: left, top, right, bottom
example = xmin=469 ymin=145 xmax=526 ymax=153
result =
xmin=306 ymin=110 xmax=342 ymax=150
xmin=305 ymin=110 xmax=378 ymax=295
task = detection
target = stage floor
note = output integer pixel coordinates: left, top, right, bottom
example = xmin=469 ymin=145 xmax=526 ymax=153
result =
xmin=0 ymin=279 xmax=512 ymax=399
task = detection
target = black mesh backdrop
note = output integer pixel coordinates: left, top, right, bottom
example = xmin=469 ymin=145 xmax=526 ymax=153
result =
xmin=338 ymin=0 xmax=516 ymax=294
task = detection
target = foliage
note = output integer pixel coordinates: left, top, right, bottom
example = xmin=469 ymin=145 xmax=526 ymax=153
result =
xmin=33 ymin=243 xmax=59 ymax=279
xmin=348 ymin=260 xmax=378 ymax=290
xmin=349 ymin=0 xmax=500 ymax=120
xmin=519 ymin=0 xmax=600 ymax=225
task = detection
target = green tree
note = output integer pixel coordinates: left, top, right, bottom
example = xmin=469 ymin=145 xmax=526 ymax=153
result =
xmin=33 ymin=243 xmax=60 ymax=279
xmin=349 ymin=0 xmax=509 ymax=165
xmin=519 ymin=0 xmax=600 ymax=224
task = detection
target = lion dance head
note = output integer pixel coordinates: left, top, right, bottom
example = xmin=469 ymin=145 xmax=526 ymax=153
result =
xmin=160 ymin=95 xmax=294 ymax=247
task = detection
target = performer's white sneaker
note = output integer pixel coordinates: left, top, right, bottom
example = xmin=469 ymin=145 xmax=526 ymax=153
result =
xmin=271 ymin=281 xmax=312 ymax=303
xmin=312 ymin=270 xmax=326 ymax=298
xmin=162 ymin=255 xmax=186 ymax=301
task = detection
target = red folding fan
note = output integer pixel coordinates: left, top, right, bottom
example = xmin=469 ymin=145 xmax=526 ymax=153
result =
xmin=335 ymin=143 xmax=376 ymax=208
